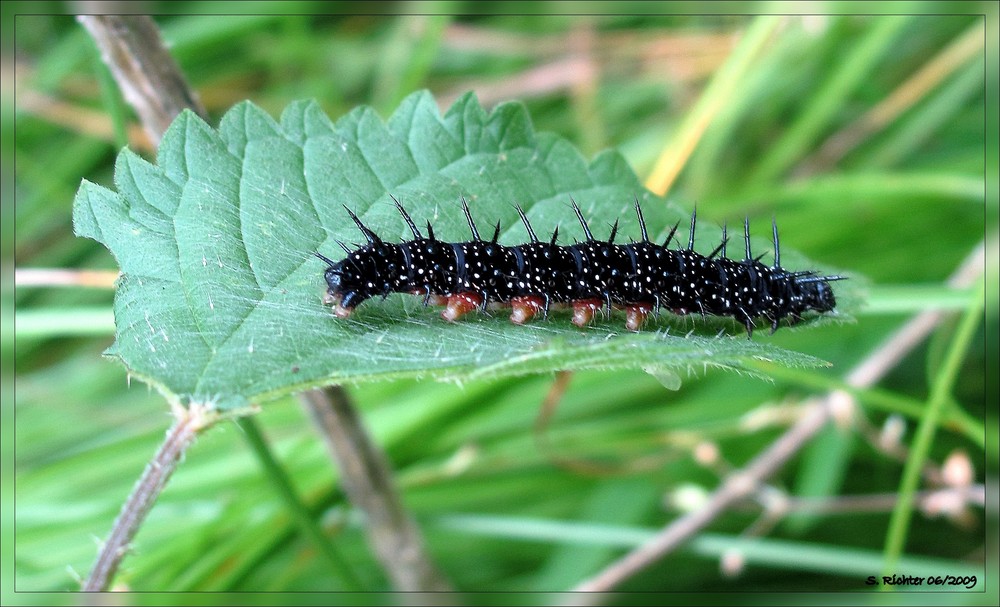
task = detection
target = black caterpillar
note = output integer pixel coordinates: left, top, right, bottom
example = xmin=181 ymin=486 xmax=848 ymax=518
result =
xmin=316 ymin=197 xmax=843 ymax=336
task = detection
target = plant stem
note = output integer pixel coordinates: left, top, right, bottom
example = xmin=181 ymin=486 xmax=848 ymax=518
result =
xmin=300 ymin=387 xmax=454 ymax=593
xmin=76 ymin=15 xmax=208 ymax=145
xmin=83 ymin=404 xmax=216 ymax=591
xmin=76 ymin=14 xmax=446 ymax=594
xmin=76 ymin=12 xmax=216 ymax=593
xmin=572 ymin=392 xmax=835 ymax=595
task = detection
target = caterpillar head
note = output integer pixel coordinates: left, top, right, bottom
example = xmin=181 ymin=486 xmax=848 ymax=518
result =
xmin=799 ymin=278 xmax=839 ymax=314
xmin=316 ymin=249 xmax=382 ymax=318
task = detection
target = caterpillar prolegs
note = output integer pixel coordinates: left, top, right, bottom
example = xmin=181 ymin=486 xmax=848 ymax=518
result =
xmin=317 ymin=197 xmax=843 ymax=336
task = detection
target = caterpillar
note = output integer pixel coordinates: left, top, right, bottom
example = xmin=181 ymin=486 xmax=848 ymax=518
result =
xmin=316 ymin=197 xmax=843 ymax=336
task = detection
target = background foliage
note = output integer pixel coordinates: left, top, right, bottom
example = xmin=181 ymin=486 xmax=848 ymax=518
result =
xmin=10 ymin=2 xmax=996 ymax=602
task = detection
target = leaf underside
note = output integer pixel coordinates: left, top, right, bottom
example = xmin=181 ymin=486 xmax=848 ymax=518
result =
xmin=74 ymin=92 xmax=839 ymax=410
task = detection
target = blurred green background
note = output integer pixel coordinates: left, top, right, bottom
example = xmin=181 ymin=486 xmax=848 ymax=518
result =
xmin=8 ymin=2 xmax=996 ymax=602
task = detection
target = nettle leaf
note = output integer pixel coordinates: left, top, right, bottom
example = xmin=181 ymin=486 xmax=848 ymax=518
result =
xmin=74 ymin=92 xmax=838 ymax=411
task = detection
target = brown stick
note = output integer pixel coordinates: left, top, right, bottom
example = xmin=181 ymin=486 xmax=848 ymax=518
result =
xmin=77 ymin=13 xmax=215 ymax=592
xmin=301 ymin=388 xmax=453 ymax=593
xmin=84 ymin=404 xmax=216 ymax=591
xmin=15 ymin=268 xmax=119 ymax=288
xmin=76 ymin=15 xmax=208 ymax=146
xmin=573 ymin=398 xmax=833 ymax=595
xmin=78 ymin=14 xmax=449 ymax=593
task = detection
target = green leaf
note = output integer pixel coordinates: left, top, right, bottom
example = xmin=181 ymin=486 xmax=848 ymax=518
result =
xmin=73 ymin=91 xmax=844 ymax=411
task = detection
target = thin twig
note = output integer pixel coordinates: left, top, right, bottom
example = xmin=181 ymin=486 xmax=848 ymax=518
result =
xmin=572 ymin=397 xmax=833 ymax=596
xmin=18 ymin=88 xmax=153 ymax=151
xmin=771 ymin=485 xmax=986 ymax=515
xmin=845 ymin=242 xmax=985 ymax=388
xmin=76 ymin=15 xmax=208 ymax=145
xmin=571 ymin=242 xmax=985 ymax=597
xmin=300 ymin=387 xmax=453 ymax=593
xmin=15 ymin=267 xmax=119 ymax=288
xmin=534 ymin=370 xmax=574 ymax=434
xmin=439 ymin=25 xmax=734 ymax=110
xmin=78 ymin=12 xmax=447 ymax=593
xmin=76 ymin=12 xmax=217 ymax=592
xmin=717 ymin=484 xmax=985 ymax=520
xmin=83 ymin=404 xmax=217 ymax=591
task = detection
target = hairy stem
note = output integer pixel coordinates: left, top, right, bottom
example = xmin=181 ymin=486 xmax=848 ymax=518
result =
xmin=77 ymin=12 xmax=215 ymax=592
xmin=83 ymin=404 xmax=216 ymax=591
